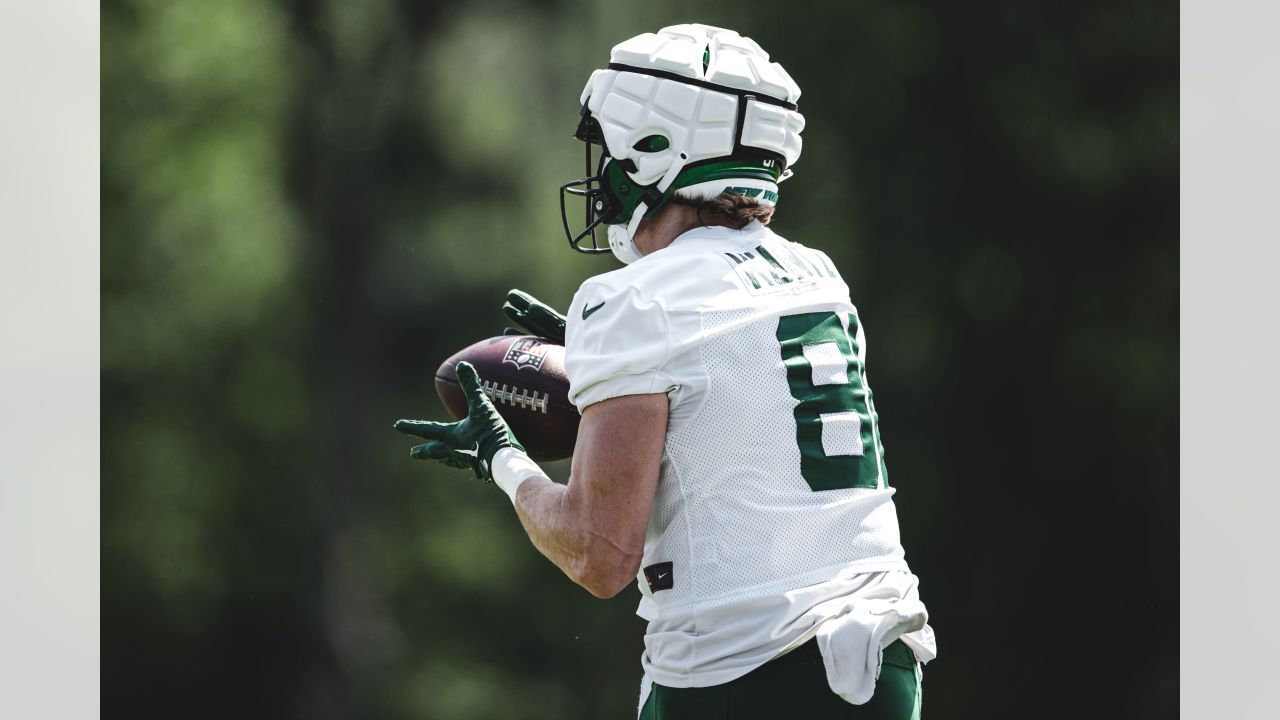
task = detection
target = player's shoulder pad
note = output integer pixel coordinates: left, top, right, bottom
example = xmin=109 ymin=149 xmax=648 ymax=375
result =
xmin=564 ymin=276 xmax=674 ymax=411
xmin=581 ymin=247 xmax=745 ymax=315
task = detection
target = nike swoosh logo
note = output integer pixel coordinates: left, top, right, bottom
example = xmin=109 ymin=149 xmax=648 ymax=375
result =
xmin=581 ymin=301 xmax=606 ymax=320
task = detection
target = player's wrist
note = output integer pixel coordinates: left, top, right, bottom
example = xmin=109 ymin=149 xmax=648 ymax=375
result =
xmin=490 ymin=446 xmax=548 ymax=503
xmin=476 ymin=423 xmax=525 ymax=477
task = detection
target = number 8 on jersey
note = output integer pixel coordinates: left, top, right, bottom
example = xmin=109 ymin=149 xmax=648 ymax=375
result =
xmin=777 ymin=311 xmax=888 ymax=491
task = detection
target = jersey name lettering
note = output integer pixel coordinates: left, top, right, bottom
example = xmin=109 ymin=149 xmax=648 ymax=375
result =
xmin=722 ymin=243 xmax=839 ymax=294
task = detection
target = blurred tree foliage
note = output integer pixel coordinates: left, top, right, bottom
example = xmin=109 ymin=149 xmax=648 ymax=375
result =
xmin=103 ymin=0 xmax=1176 ymax=718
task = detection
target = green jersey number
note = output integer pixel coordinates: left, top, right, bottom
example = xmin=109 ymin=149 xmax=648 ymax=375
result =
xmin=777 ymin=311 xmax=887 ymax=491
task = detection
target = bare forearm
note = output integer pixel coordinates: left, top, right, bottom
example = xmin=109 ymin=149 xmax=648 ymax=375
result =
xmin=513 ymin=477 xmax=640 ymax=598
xmin=497 ymin=393 xmax=666 ymax=598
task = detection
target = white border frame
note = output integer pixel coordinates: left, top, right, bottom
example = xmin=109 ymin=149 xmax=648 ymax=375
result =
xmin=1182 ymin=1 xmax=1280 ymax=717
xmin=0 ymin=2 xmax=100 ymax=717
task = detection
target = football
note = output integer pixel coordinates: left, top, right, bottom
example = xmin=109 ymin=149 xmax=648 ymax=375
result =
xmin=434 ymin=335 xmax=579 ymax=462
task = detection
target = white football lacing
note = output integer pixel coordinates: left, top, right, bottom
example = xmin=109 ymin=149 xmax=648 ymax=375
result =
xmin=480 ymin=380 xmax=550 ymax=414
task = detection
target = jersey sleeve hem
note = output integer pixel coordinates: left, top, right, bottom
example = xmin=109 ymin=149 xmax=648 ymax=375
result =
xmin=570 ymin=370 xmax=678 ymax=412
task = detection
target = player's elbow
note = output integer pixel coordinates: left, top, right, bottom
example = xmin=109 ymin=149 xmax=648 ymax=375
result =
xmin=571 ymin=545 xmax=641 ymax=599
xmin=578 ymin=568 xmax=634 ymax=599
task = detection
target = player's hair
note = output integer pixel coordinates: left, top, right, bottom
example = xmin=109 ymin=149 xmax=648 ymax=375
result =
xmin=670 ymin=192 xmax=775 ymax=229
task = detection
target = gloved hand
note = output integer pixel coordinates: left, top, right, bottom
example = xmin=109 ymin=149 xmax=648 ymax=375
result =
xmin=394 ymin=361 xmax=525 ymax=481
xmin=502 ymin=289 xmax=566 ymax=345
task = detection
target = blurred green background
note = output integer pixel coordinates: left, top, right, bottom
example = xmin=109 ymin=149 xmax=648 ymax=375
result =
xmin=102 ymin=0 xmax=1177 ymax=718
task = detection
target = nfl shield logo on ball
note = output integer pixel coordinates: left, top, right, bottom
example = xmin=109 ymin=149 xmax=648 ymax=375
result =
xmin=504 ymin=338 xmax=548 ymax=371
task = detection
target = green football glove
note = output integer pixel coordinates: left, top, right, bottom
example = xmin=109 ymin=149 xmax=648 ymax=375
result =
xmin=502 ymin=289 xmax=566 ymax=345
xmin=394 ymin=361 xmax=524 ymax=481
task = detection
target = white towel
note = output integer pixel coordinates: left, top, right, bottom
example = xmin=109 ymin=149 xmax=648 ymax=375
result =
xmin=813 ymin=580 xmax=935 ymax=705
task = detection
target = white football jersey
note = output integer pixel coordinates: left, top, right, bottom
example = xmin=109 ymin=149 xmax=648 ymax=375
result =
xmin=564 ymin=221 xmax=933 ymax=688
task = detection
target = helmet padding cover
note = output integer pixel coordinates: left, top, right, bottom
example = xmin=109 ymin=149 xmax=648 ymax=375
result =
xmin=580 ymin=24 xmax=805 ymax=188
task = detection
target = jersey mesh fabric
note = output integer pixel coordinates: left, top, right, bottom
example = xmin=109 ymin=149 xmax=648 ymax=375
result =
xmin=565 ymin=223 xmax=922 ymax=686
xmin=650 ymin=304 xmax=906 ymax=613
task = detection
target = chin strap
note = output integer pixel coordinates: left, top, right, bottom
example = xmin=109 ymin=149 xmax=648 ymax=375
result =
xmin=609 ymin=152 xmax=691 ymax=264
xmin=607 ymin=225 xmax=644 ymax=265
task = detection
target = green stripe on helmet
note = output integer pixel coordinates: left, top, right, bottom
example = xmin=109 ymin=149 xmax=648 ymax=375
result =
xmin=671 ymin=158 xmax=783 ymax=189
xmin=639 ymin=157 xmax=783 ymax=219
xmin=604 ymin=156 xmax=785 ymax=224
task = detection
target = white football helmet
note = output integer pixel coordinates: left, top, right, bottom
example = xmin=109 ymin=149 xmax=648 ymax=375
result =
xmin=560 ymin=24 xmax=805 ymax=264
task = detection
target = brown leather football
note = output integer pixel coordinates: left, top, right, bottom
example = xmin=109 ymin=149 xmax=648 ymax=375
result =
xmin=434 ymin=335 xmax=578 ymax=462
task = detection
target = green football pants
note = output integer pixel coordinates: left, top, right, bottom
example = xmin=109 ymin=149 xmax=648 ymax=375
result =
xmin=638 ymin=639 xmax=922 ymax=720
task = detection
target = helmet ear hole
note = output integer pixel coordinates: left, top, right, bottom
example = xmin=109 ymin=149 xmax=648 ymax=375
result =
xmin=632 ymin=135 xmax=671 ymax=153
xmin=575 ymin=113 xmax=603 ymax=144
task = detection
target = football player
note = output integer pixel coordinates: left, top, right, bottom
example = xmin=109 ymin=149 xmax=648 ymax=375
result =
xmin=396 ymin=24 xmax=936 ymax=719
